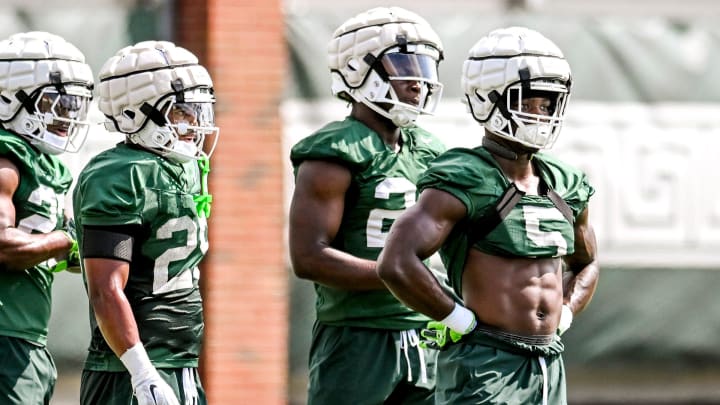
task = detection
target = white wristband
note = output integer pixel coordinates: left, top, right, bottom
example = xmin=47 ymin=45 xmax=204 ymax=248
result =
xmin=440 ymin=303 xmax=477 ymax=334
xmin=120 ymin=343 xmax=154 ymax=379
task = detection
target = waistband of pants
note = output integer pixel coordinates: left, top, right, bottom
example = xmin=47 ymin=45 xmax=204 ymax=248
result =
xmin=459 ymin=323 xmax=564 ymax=357
xmin=474 ymin=324 xmax=555 ymax=345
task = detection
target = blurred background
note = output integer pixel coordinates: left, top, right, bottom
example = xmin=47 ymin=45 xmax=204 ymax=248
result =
xmin=3 ymin=0 xmax=720 ymax=404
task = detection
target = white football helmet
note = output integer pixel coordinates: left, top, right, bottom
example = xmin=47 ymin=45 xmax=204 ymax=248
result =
xmin=462 ymin=26 xmax=572 ymax=149
xmin=328 ymin=7 xmax=444 ymax=127
xmin=97 ymin=41 xmax=219 ymax=163
xmin=0 ymin=31 xmax=93 ymax=155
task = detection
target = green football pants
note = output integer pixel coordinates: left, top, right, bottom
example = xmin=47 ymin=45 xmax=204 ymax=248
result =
xmin=80 ymin=366 xmax=206 ymax=405
xmin=436 ymin=329 xmax=567 ymax=404
xmin=308 ymin=322 xmax=438 ymax=405
xmin=0 ymin=336 xmax=56 ymax=405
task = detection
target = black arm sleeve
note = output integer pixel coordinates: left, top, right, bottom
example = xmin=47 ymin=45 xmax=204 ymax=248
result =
xmin=80 ymin=225 xmax=140 ymax=262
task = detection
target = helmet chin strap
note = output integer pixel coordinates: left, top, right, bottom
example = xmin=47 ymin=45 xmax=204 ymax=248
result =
xmin=166 ymin=140 xmax=198 ymax=163
xmin=5 ymin=112 xmax=67 ymax=155
xmin=387 ymin=105 xmax=419 ymax=127
xmin=32 ymin=130 xmax=68 ymax=155
xmin=360 ymin=97 xmax=418 ymax=128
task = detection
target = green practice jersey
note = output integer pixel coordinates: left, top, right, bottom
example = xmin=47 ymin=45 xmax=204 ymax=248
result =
xmin=0 ymin=129 xmax=72 ymax=345
xmin=73 ymin=143 xmax=207 ymax=371
xmin=418 ymin=146 xmax=594 ymax=298
xmin=291 ymin=117 xmax=446 ymax=329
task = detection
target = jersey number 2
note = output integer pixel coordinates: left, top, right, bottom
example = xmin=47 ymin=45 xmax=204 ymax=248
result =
xmin=17 ymin=185 xmax=63 ymax=233
xmin=366 ymin=177 xmax=417 ymax=248
xmin=153 ymin=215 xmax=209 ymax=294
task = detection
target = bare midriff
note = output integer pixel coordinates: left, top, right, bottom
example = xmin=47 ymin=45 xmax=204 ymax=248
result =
xmin=462 ymin=248 xmax=563 ymax=336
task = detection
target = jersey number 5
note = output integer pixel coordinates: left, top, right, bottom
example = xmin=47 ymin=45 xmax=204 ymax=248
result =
xmin=523 ymin=206 xmax=568 ymax=256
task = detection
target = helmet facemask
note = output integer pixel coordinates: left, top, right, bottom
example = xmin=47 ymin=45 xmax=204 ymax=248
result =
xmin=484 ymin=79 xmax=569 ymax=150
xmin=5 ymin=84 xmax=92 ymax=155
xmin=128 ymin=88 xmax=219 ymax=164
xmin=355 ymin=44 xmax=443 ymax=127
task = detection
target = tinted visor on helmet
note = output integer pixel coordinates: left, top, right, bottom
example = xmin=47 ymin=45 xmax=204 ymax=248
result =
xmin=162 ymin=100 xmax=219 ymax=158
xmin=22 ymin=86 xmax=92 ymax=154
xmin=377 ymin=52 xmax=443 ymax=114
xmin=166 ymin=102 xmax=215 ymax=128
xmin=35 ymin=87 xmax=91 ymax=135
xmin=380 ymin=53 xmax=439 ymax=83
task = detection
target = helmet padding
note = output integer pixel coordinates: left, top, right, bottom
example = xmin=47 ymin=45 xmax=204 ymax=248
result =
xmin=97 ymin=41 xmax=218 ymax=163
xmin=327 ymin=7 xmax=444 ymax=127
xmin=462 ymin=26 xmax=572 ymax=149
xmin=0 ymin=31 xmax=93 ymax=154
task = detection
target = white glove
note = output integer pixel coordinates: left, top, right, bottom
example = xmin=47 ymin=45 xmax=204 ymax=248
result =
xmin=120 ymin=343 xmax=180 ymax=405
xmin=557 ymin=304 xmax=574 ymax=336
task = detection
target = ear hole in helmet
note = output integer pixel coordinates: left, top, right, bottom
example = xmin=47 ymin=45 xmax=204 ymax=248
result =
xmin=347 ymin=58 xmax=360 ymax=72
xmin=0 ymin=94 xmax=10 ymax=104
xmin=123 ymin=109 xmax=135 ymax=119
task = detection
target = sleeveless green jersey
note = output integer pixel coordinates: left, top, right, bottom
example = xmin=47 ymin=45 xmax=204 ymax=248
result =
xmin=0 ymin=129 xmax=72 ymax=346
xmin=73 ymin=143 xmax=207 ymax=371
xmin=291 ymin=117 xmax=446 ymax=329
xmin=417 ymin=146 xmax=594 ymax=298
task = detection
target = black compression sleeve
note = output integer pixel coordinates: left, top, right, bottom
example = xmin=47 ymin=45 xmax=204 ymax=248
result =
xmin=81 ymin=226 xmax=135 ymax=262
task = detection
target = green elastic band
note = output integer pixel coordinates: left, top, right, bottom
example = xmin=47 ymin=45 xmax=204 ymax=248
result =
xmin=51 ymin=260 xmax=68 ymax=273
xmin=61 ymin=230 xmax=77 ymax=249
xmin=194 ymin=156 xmax=213 ymax=218
xmin=51 ymin=231 xmax=79 ymax=273
xmin=194 ymin=194 xmax=213 ymax=218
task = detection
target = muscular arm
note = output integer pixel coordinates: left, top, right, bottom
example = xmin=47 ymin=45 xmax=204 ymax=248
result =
xmin=562 ymin=206 xmax=600 ymax=315
xmin=0 ymin=157 xmax=73 ymax=271
xmin=378 ymin=188 xmax=467 ymax=320
xmin=289 ymin=160 xmax=383 ymax=290
xmin=84 ymin=257 xmax=139 ymax=358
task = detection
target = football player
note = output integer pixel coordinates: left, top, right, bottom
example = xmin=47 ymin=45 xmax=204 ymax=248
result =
xmin=0 ymin=31 xmax=93 ymax=404
xmin=289 ymin=7 xmax=447 ymax=404
xmin=378 ymin=27 xmax=600 ymax=405
xmin=73 ymin=41 xmax=218 ymax=405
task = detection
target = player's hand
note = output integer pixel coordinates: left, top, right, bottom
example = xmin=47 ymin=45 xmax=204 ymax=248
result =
xmin=51 ymin=218 xmax=80 ymax=273
xmin=132 ymin=371 xmax=180 ymax=405
xmin=420 ymin=321 xmax=466 ymax=350
xmin=121 ymin=343 xmax=180 ymax=405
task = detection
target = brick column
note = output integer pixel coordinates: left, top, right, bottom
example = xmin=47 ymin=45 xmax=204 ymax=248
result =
xmin=176 ymin=1 xmax=288 ymax=403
